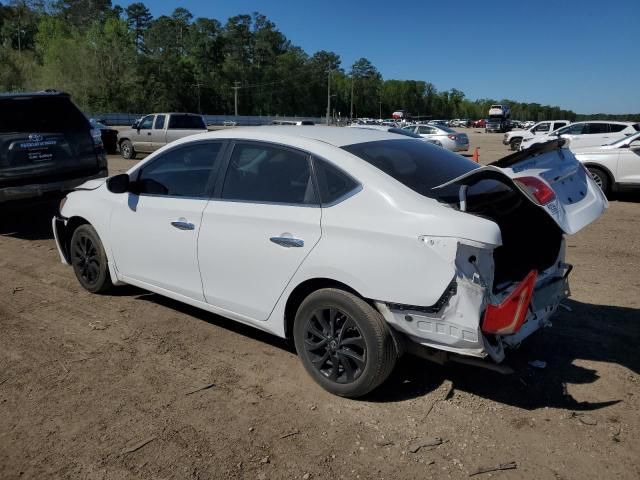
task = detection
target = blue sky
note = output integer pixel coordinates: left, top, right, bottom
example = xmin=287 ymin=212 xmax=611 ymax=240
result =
xmin=127 ymin=0 xmax=640 ymax=114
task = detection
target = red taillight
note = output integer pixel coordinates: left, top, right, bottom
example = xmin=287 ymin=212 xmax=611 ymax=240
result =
xmin=513 ymin=176 xmax=556 ymax=205
xmin=448 ymin=134 xmax=457 ymax=141
xmin=482 ymin=270 xmax=538 ymax=335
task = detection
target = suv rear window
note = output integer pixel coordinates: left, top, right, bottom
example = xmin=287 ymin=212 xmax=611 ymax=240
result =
xmin=168 ymin=114 xmax=206 ymax=130
xmin=342 ymin=139 xmax=478 ymax=200
xmin=0 ymin=96 xmax=89 ymax=133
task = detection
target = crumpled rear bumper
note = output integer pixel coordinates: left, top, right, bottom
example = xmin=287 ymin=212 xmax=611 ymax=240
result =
xmin=0 ymin=169 xmax=107 ymax=203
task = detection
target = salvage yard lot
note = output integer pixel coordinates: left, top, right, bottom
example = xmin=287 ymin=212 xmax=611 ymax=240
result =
xmin=1 ymin=131 xmax=639 ymax=479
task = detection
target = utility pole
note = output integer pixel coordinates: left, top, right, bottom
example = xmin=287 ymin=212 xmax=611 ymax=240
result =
xmin=350 ymin=73 xmax=354 ymax=121
xmin=326 ymin=66 xmax=331 ymax=125
xmin=192 ymin=82 xmax=203 ymax=114
xmin=232 ymin=81 xmax=241 ymax=116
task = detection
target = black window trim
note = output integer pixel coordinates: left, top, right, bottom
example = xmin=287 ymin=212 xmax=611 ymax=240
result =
xmin=131 ymin=139 xmax=229 ymax=200
xmin=310 ymin=155 xmax=363 ymax=207
xmin=212 ymin=139 xmax=321 ymax=208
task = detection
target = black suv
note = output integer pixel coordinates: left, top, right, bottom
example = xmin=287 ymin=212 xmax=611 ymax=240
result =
xmin=0 ymin=91 xmax=107 ymax=204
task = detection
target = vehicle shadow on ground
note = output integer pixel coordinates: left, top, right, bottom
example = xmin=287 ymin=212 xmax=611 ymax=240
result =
xmin=611 ymin=191 xmax=640 ymax=203
xmin=0 ymin=200 xmax=58 ymax=241
xmin=133 ymin=291 xmax=638 ymax=411
xmin=368 ymin=299 xmax=639 ymax=410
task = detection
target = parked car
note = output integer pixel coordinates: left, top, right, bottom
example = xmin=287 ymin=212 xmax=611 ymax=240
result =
xmin=521 ymin=121 xmax=639 ymax=150
xmin=52 ymin=127 xmax=606 ymax=397
xmin=472 ymin=119 xmax=486 ymax=128
xmin=118 ymin=113 xmax=208 ymax=159
xmin=503 ymin=120 xmax=570 ymax=151
xmin=402 ymin=124 xmax=469 ymax=152
xmin=573 ymin=132 xmax=640 ymax=195
xmin=349 ymin=124 xmax=442 ymax=146
xmin=0 ymin=91 xmax=107 ymax=205
xmin=89 ymin=118 xmax=118 ymax=154
xmin=428 ymin=119 xmax=450 ymax=127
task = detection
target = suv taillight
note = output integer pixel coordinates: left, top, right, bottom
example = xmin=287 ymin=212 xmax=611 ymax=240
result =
xmin=513 ymin=176 xmax=556 ymax=205
xmin=482 ymin=270 xmax=538 ymax=335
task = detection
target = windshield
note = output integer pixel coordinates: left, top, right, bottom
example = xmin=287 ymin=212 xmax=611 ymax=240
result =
xmin=0 ymin=96 xmax=89 ymax=133
xmin=388 ymin=128 xmax=422 ymax=138
xmin=341 ymin=139 xmax=479 ymax=200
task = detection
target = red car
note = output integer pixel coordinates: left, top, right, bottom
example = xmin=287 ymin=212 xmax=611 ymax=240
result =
xmin=472 ymin=119 xmax=487 ymax=128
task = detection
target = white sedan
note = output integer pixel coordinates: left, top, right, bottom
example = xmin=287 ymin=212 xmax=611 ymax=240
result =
xmin=573 ymin=132 xmax=640 ymax=195
xmin=53 ymin=128 xmax=606 ymax=397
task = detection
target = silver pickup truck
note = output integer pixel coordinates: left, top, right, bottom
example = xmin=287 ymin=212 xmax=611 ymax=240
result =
xmin=118 ymin=113 xmax=208 ymax=159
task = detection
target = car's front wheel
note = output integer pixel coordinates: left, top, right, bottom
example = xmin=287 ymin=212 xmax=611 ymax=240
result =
xmin=510 ymin=137 xmax=522 ymax=150
xmin=120 ymin=140 xmax=136 ymax=160
xmin=587 ymin=166 xmax=610 ymax=196
xmin=70 ymin=224 xmax=113 ymax=294
xmin=293 ymin=288 xmax=397 ymax=398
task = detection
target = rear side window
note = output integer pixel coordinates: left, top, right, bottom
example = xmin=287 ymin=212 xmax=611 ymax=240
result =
xmin=534 ymin=123 xmax=550 ymax=133
xmin=553 ymin=122 xmax=568 ymax=130
xmin=154 ymin=115 xmax=166 ymax=130
xmin=0 ymin=96 xmax=89 ymax=133
xmin=135 ymin=142 xmax=223 ymax=197
xmin=342 ymin=139 xmax=478 ymax=200
xmin=168 ymin=115 xmax=206 ymax=130
xmin=222 ymin=143 xmax=316 ymax=205
xmin=313 ymin=157 xmax=360 ymax=205
xmin=584 ymin=123 xmax=608 ymax=134
xmin=608 ymin=124 xmax=627 ymax=133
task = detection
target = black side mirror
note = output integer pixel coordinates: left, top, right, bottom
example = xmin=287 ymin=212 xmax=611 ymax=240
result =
xmin=107 ymin=173 xmax=130 ymax=194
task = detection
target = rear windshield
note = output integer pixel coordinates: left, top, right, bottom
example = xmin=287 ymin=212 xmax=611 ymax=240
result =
xmin=168 ymin=114 xmax=206 ymax=129
xmin=341 ymin=139 xmax=479 ymax=200
xmin=0 ymin=96 xmax=89 ymax=133
xmin=388 ymin=127 xmax=422 ymax=138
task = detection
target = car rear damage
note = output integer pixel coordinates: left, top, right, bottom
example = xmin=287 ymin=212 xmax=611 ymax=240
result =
xmin=377 ymin=140 xmax=606 ymax=371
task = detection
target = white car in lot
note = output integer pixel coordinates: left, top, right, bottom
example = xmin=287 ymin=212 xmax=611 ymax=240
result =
xmin=503 ymin=120 xmax=570 ymax=151
xmin=573 ymin=132 xmax=640 ymax=195
xmin=402 ymin=124 xmax=469 ymax=152
xmin=53 ymin=128 xmax=606 ymax=397
xmin=521 ymin=121 xmax=639 ymax=150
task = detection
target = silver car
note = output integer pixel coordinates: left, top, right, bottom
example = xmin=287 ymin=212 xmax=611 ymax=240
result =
xmin=402 ymin=124 xmax=469 ymax=152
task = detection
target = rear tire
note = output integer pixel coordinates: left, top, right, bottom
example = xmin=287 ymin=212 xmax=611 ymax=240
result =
xmin=120 ymin=140 xmax=136 ymax=160
xmin=70 ymin=224 xmax=113 ymax=294
xmin=587 ymin=167 xmax=610 ymax=196
xmin=510 ymin=137 xmax=522 ymax=151
xmin=293 ymin=288 xmax=397 ymax=398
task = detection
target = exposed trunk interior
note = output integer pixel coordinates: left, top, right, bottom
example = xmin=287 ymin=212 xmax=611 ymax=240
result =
xmin=465 ymin=184 xmax=563 ymax=291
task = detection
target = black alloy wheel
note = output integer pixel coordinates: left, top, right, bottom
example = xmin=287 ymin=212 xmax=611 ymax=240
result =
xmin=303 ymin=307 xmax=366 ymax=384
xmin=69 ymin=224 xmax=113 ymax=293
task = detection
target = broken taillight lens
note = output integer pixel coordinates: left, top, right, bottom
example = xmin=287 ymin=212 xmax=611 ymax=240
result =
xmin=513 ymin=176 xmax=556 ymax=205
xmin=482 ymin=270 xmax=538 ymax=335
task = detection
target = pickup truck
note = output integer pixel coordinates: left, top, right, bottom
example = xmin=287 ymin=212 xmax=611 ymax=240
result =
xmin=503 ymin=120 xmax=570 ymax=150
xmin=118 ymin=113 xmax=208 ymax=159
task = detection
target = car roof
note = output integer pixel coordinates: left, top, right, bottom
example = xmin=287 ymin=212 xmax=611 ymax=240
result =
xmin=205 ymin=125 xmax=408 ymax=147
xmin=0 ymin=90 xmax=70 ymax=99
xmin=573 ymin=120 xmax=634 ymax=125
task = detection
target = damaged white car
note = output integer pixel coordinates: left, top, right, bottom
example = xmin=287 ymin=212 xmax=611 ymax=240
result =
xmin=52 ymin=127 xmax=607 ymax=398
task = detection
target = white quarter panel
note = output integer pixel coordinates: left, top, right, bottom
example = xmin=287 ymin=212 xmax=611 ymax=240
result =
xmin=198 ymin=201 xmax=322 ymax=321
xmin=110 ymin=194 xmax=208 ymax=301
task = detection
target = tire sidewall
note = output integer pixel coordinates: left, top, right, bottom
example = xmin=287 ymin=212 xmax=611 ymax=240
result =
xmin=588 ymin=167 xmax=609 ymax=195
xmin=293 ymin=290 xmax=387 ymax=397
xmin=70 ymin=224 xmax=110 ymax=293
xmin=121 ymin=140 xmax=133 ymax=159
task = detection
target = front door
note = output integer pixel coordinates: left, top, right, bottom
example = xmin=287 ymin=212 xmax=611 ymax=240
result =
xmin=617 ymin=138 xmax=640 ymax=184
xmin=131 ymin=114 xmax=155 ymax=153
xmin=198 ymin=141 xmax=322 ymax=321
xmin=110 ymin=140 xmax=225 ymax=301
xmin=149 ymin=114 xmax=167 ymax=151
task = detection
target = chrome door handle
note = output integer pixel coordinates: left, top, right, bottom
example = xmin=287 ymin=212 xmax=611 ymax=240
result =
xmin=270 ymin=236 xmax=304 ymax=248
xmin=171 ymin=220 xmax=195 ymax=230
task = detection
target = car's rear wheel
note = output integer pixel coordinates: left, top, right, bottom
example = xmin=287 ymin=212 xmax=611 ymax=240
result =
xmin=510 ymin=137 xmax=522 ymax=150
xmin=587 ymin=166 xmax=610 ymax=196
xmin=70 ymin=224 xmax=112 ymax=294
xmin=120 ymin=140 xmax=136 ymax=160
xmin=293 ymin=288 xmax=397 ymax=398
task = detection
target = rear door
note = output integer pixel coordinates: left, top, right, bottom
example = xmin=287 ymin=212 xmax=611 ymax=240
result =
xmin=0 ymin=95 xmax=99 ymax=189
xmin=198 ymin=141 xmax=321 ymax=321
xmin=437 ymin=142 xmax=607 ymax=235
xmin=149 ymin=114 xmax=167 ymax=151
xmin=110 ymin=140 xmax=225 ymax=301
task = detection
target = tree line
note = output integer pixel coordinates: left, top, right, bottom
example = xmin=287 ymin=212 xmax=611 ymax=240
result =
xmin=1 ymin=1 xmax=637 ymax=121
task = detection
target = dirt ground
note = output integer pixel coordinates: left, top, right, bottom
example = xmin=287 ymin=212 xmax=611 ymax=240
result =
xmin=1 ymin=131 xmax=639 ymax=479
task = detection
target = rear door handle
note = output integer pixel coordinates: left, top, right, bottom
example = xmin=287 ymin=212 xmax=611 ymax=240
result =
xmin=270 ymin=236 xmax=304 ymax=248
xmin=171 ymin=220 xmax=195 ymax=231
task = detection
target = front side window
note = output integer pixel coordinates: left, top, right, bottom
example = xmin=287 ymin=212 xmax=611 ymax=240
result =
xmin=418 ymin=125 xmax=434 ymax=135
xmin=222 ymin=143 xmax=316 ymax=205
xmin=135 ymin=142 xmax=223 ymax=197
xmin=534 ymin=122 xmax=550 ymax=133
xmin=154 ymin=115 xmax=166 ymax=130
xmin=313 ymin=157 xmax=360 ymax=205
xmin=138 ymin=115 xmax=154 ymax=130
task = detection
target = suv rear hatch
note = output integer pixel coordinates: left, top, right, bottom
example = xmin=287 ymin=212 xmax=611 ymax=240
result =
xmin=0 ymin=94 xmax=103 ymax=190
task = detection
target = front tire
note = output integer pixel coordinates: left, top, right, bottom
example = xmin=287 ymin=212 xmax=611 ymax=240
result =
xmin=70 ymin=224 xmax=113 ymax=294
xmin=587 ymin=167 xmax=610 ymax=196
xmin=120 ymin=140 xmax=136 ymax=160
xmin=293 ymin=288 xmax=397 ymax=398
